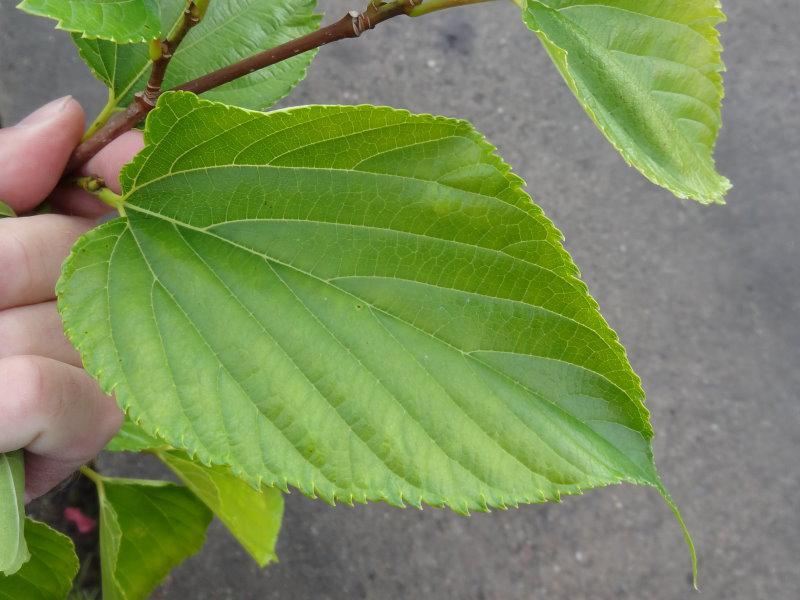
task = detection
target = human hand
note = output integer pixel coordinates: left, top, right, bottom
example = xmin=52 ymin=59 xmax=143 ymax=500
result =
xmin=0 ymin=97 xmax=143 ymax=501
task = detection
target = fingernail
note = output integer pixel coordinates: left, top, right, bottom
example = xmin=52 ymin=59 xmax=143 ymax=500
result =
xmin=15 ymin=96 xmax=73 ymax=128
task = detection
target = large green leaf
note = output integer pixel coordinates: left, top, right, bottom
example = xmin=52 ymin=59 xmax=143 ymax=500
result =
xmin=72 ymin=0 xmax=320 ymax=112
xmin=520 ymin=0 xmax=730 ymax=204
xmin=0 ymin=451 xmax=28 ymax=575
xmin=96 ymin=477 xmax=211 ymax=600
xmin=58 ymin=91 xmax=693 ymax=570
xmin=159 ymin=450 xmax=284 ymax=566
xmin=17 ymin=0 xmax=161 ymax=43
xmin=0 ymin=519 xmax=78 ymax=599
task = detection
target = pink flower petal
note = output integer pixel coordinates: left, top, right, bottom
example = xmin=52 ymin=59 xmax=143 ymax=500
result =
xmin=64 ymin=506 xmax=97 ymax=534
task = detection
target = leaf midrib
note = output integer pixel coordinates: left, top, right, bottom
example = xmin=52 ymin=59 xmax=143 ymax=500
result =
xmin=146 ymin=222 xmax=556 ymax=497
xmin=147 ymin=239 xmax=500 ymax=501
xmin=126 ymin=201 xmax=628 ymax=375
xmin=166 ymin=219 xmax=635 ymax=492
xmin=0 ymin=452 xmax=24 ymax=573
xmin=125 ymin=164 xmax=558 ymax=274
xmin=117 ymin=210 xmax=653 ymax=488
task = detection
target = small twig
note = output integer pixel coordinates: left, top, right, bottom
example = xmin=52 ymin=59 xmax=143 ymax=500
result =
xmin=141 ymin=1 xmax=206 ymax=107
xmin=66 ymin=0 xmax=496 ymax=173
xmin=66 ymin=0 xmax=423 ymax=173
xmin=73 ymin=176 xmax=126 ymax=215
xmin=66 ymin=0 xmax=207 ymax=172
xmin=178 ymin=0 xmax=418 ymax=96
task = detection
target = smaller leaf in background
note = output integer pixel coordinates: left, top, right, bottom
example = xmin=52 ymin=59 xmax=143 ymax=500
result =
xmin=17 ymin=0 xmax=161 ymax=43
xmin=72 ymin=0 xmax=321 ymax=114
xmin=0 ymin=451 xmax=29 ymax=575
xmin=158 ymin=451 xmax=285 ymax=567
xmin=106 ymin=419 xmax=285 ymax=566
xmin=0 ymin=200 xmax=17 ymax=218
xmin=96 ymin=477 xmax=211 ymax=600
xmin=520 ymin=0 xmax=730 ymax=203
xmin=0 ymin=519 xmax=79 ymax=599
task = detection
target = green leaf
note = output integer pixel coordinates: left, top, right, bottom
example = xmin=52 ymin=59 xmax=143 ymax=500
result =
xmin=96 ymin=476 xmax=211 ymax=600
xmin=520 ymin=0 xmax=730 ymax=204
xmin=0 ymin=451 xmax=28 ymax=576
xmin=105 ymin=418 xmax=165 ymax=453
xmin=105 ymin=419 xmax=284 ymax=566
xmin=0 ymin=519 xmax=79 ymax=599
xmin=158 ymin=450 xmax=284 ymax=566
xmin=58 ymin=92 xmax=694 ymax=572
xmin=72 ymin=0 xmax=320 ymax=112
xmin=0 ymin=200 xmax=17 ymax=219
xmin=17 ymin=0 xmax=161 ymax=43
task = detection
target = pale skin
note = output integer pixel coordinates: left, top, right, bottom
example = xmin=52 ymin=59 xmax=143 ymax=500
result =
xmin=0 ymin=96 xmax=144 ymax=501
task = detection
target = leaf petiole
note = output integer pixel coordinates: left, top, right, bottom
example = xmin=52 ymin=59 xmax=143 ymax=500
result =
xmin=79 ymin=465 xmax=104 ymax=489
xmin=82 ymin=89 xmax=121 ymax=142
xmin=408 ymin=0 xmax=496 ymax=17
xmin=73 ymin=176 xmax=126 ymax=216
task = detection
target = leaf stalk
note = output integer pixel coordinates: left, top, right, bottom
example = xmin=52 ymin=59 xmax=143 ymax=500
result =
xmin=73 ymin=176 xmax=126 ymax=216
xmin=78 ymin=465 xmax=104 ymax=488
xmin=408 ymin=0 xmax=494 ymax=17
xmin=81 ymin=89 xmax=120 ymax=142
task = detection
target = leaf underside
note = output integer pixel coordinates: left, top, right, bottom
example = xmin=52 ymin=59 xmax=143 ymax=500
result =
xmin=59 ymin=91 xmax=669 ymax=517
xmin=522 ymin=0 xmax=730 ymax=204
xmin=0 ymin=519 xmax=78 ymax=599
xmin=98 ymin=478 xmax=211 ymax=600
xmin=0 ymin=451 xmax=28 ymax=576
xmin=71 ymin=0 xmax=321 ymax=111
xmin=17 ymin=0 xmax=161 ymax=43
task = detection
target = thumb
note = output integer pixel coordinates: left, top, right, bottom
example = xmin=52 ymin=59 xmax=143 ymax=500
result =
xmin=0 ymin=97 xmax=85 ymax=214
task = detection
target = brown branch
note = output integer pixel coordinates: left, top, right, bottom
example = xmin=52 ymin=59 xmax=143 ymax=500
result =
xmin=65 ymin=96 xmax=150 ymax=174
xmin=65 ymin=0 xmax=206 ymax=173
xmin=177 ymin=0 xmax=416 ymax=96
xmin=142 ymin=2 xmax=204 ymax=106
xmin=66 ymin=0 xmax=421 ymax=174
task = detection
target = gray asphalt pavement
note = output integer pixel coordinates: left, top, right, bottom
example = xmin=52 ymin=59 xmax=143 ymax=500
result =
xmin=1 ymin=1 xmax=798 ymax=598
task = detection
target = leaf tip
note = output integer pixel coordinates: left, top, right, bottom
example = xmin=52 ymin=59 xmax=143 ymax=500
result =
xmin=657 ymin=483 xmax=698 ymax=589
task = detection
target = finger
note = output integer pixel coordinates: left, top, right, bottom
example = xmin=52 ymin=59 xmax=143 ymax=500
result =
xmin=0 ymin=355 xmax=122 ymax=499
xmin=23 ymin=453 xmax=82 ymax=502
xmin=0 ymin=301 xmax=82 ymax=367
xmin=48 ymin=185 xmax=114 ymax=220
xmin=50 ymin=130 xmax=145 ymax=218
xmin=82 ymin=130 xmax=145 ymax=194
xmin=0 ymin=214 xmax=93 ymax=310
xmin=0 ymin=97 xmax=85 ymax=214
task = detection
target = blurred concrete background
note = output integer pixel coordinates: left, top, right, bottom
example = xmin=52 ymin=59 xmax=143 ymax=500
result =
xmin=1 ymin=0 xmax=798 ymax=598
